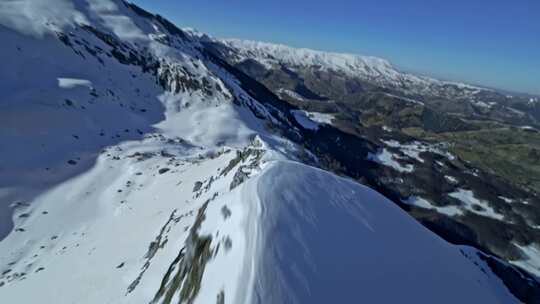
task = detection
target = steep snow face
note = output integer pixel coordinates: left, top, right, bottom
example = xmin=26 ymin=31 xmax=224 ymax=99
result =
xmin=0 ymin=137 xmax=266 ymax=304
xmin=0 ymin=0 xmax=282 ymax=199
xmin=247 ymin=162 xmax=517 ymax=303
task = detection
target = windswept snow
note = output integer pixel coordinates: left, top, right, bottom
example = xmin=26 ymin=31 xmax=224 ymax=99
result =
xmin=0 ymin=0 xmax=88 ymax=37
xmin=86 ymin=0 xmax=147 ymax=40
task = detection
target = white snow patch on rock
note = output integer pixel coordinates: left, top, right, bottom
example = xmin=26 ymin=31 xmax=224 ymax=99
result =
xmin=445 ymin=175 xmax=458 ymax=183
xmin=368 ymin=148 xmax=414 ymax=173
xmin=498 ymin=196 xmax=514 ymax=204
xmin=511 ymin=244 xmax=540 ymax=278
xmin=291 ymin=110 xmax=319 ymax=131
xmin=403 ymin=196 xmax=434 ymax=209
xmin=382 ymin=140 xmax=455 ymax=163
xmin=403 ymin=196 xmax=463 ymax=217
xmin=278 ymin=88 xmax=306 ymax=101
xmin=449 ymin=189 xmax=504 ymax=220
xmin=305 ymin=111 xmax=334 ymax=125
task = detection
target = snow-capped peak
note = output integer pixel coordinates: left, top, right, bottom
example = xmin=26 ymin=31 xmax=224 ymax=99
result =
xmin=221 ymin=38 xmax=394 ymax=75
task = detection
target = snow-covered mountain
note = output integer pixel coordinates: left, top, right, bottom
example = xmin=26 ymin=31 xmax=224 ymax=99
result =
xmin=218 ymin=38 xmax=485 ymax=99
xmin=0 ymin=1 xmax=537 ymax=303
xmin=207 ymin=36 xmax=540 ymax=128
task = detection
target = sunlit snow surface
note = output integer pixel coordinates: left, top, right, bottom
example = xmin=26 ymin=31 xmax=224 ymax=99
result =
xmin=249 ymin=162 xmax=517 ymax=303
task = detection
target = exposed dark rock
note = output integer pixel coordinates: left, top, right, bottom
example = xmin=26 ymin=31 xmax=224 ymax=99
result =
xmin=230 ymin=169 xmax=249 ymax=190
xmin=221 ymin=205 xmax=231 ymax=220
xmin=151 ymin=194 xmax=220 ymax=304
xmin=128 ymin=209 xmax=178 ymax=294
xmin=216 ymin=290 xmax=225 ymax=304
xmin=478 ymin=252 xmax=540 ymax=304
xmin=158 ymin=168 xmax=170 ymax=175
xmin=223 ymin=236 xmax=232 ymax=252
xmin=193 ymin=181 xmax=203 ymax=192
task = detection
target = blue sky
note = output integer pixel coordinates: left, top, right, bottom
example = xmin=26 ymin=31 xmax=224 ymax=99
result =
xmin=131 ymin=0 xmax=540 ymax=94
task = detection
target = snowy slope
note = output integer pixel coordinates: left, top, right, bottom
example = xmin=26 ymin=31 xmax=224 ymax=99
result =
xmin=248 ymin=162 xmax=517 ymax=303
xmin=0 ymin=2 xmax=287 ymax=302
xmin=0 ymin=0 xmax=529 ymax=303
